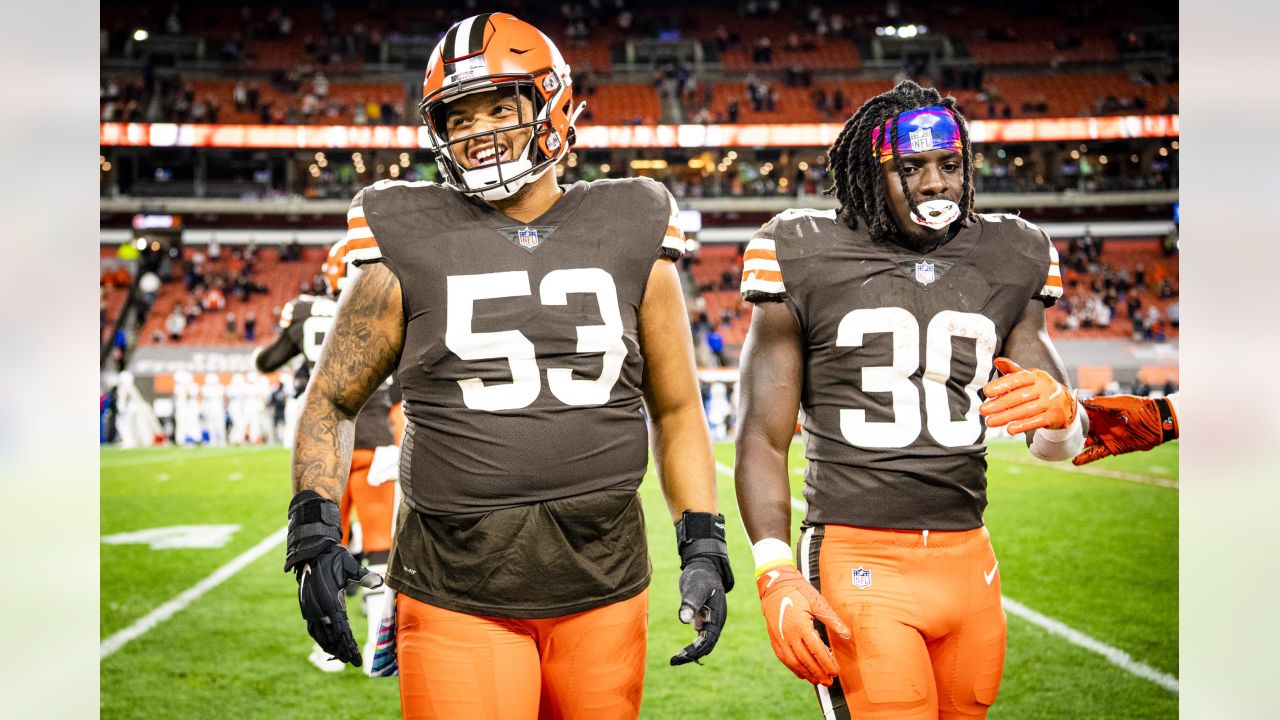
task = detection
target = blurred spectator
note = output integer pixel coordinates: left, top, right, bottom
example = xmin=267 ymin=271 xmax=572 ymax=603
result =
xmin=205 ymin=285 xmax=226 ymax=312
xmin=244 ymin=310 xmax=258 ymax=341
xmin=752 ymin=36 xmax=773 ymax=64
xmin=706 ymin=325 xmax=726 ymax=367
xmin=226 ymin=311 xmax=238 ymax=340
xmin=165 ymin=304 xmax=187 ymax=341
xmin=138 ymin=270 xmax=161 ymax=321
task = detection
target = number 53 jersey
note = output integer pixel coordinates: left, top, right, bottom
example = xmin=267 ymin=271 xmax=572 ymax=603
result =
xmin=742 ymin=210 xmax=1062 ymax=530
xmin=350 ymin=177 xmax=684 ymax=515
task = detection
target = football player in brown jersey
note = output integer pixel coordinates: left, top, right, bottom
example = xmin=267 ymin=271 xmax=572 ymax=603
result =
xmin=254 ymin=241 xmax=400 ymax=673
xmin=735 ymin=80 xmax=1086 ymax=719
xmin=282 ymin=13 xmax=731 ymax=719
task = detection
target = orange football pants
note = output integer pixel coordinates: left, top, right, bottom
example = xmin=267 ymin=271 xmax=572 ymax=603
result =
xmin=803 ymin=524 xmax=1006 ymax=720
xmin=395 ymin=589 xmax=649 ymax=720
xmin=338 ymin=448 xmax=395 ymax=553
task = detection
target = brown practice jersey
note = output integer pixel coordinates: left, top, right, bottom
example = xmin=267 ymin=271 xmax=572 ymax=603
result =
xmin=253 ymin=294 xmax=396 ymax=449
xmin=350 ymin=176 xmax=685 ymax=617
xmin=742 ymin=210 xmax=1062 ymax=530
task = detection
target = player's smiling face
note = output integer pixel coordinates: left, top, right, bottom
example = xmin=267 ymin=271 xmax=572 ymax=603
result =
xmin=444 ymin=88 xmax=535 ymax=170
xmin=881 ymin=148 xmax=964 ymax=246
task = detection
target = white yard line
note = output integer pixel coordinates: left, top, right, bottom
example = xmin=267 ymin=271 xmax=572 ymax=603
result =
xmin=714 ymin=456 xmax=1177 ymax=694
xmin=987 ymin=453 xmax=1179 ymax=489
xmin=100 ymin=525 xmax=288 ymax=660
xmin=1002 ymin=596 xmax=1179 ymax=693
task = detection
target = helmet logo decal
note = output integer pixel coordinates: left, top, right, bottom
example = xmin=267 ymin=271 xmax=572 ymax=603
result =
xmin=445 ymin=55 xmax=486 ymax=85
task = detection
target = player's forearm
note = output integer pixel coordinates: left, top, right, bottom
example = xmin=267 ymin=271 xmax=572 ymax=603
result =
xmin=291 ymin=391 xmax=356 ymax=499
xmin=651 ymin=400 xmax=717 ymax=521
xmin=289 ymin=263 xmax=405 ymax=499
xmin=734 ymin=429 xmax=795 ymax=545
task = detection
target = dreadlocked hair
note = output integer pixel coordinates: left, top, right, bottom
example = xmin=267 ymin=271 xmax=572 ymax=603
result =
xmin=824 ymin=79 xmax=974 ymax=244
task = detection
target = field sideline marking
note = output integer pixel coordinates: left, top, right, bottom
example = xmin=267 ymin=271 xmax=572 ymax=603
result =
xmin=986 ymin=452 xmax=1179 ymax=489
xmin=712 ymin=460 xmax=1178 ymax=694
xmin=1002 ymin=596 xmax=1179 ymax=693
xmin=100 ymin=525 xmax=288 ymax=660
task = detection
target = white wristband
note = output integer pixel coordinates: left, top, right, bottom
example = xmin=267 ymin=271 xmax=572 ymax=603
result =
xmin=751 ymin=537 xmax=794 ymax=570
xmin=1030 ymin=395 xmax=1084 ymax=460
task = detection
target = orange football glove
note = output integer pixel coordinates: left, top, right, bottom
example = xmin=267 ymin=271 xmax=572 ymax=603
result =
xmin=1073 ymin=394 xmax=1178 ymax=465
xmin=756 ymin=563 xmax=851 ymax=687
xmin=980 ymin=358 xmax=1077 ymax=435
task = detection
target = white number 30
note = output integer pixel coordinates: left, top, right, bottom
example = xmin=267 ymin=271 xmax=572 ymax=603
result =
xmin=837 ymin=308 xmax=996 ymax=448
xmin=445 ymin=269 xmax=627 ymax=411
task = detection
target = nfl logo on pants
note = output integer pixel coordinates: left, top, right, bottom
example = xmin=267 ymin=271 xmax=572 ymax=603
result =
xmin=852 ymin=566 xmax=872 ymax=590
xmin=517 ymin=227 xmax=540 ymax=249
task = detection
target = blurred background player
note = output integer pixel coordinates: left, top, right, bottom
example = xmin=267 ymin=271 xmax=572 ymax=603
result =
xmin=173 ymin=370 xmax=202 ymax=446
xmin=735 ymin=81 xmax=1082 ymax=719
xmin=113 ymin=370 xmax=161 ymax=448
xmin=1074 ymin=391 xmax=1179 ymax=465
xmin=226 ymin=373 xmax=250 ymax=445
xmin=283 ymin=13 xmax=732 ymax=718
xmin=253 ymin=240 xmax=399 ymax=674
xmin=200 ymin=373 xmax=227 ymax=447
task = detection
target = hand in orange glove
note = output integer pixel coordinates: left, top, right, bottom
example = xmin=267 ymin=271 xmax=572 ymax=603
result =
xmin=1073 ymin=394 xmax=1178 ymax=465
xmin=756 ymin=563 xmax=851 ymax=687
xmin=980 ymin=357 xmax=1077 ymax=435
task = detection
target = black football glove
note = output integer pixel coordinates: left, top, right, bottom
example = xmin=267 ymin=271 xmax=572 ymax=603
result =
xmin=670 ymin=510 xmax=735 ymax=666
xmin=284 ymin=490 xmax=383 ymax=667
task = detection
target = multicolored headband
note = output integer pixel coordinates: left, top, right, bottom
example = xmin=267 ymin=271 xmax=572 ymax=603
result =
xmin=872 ymin=106 xmax=963 ymax=163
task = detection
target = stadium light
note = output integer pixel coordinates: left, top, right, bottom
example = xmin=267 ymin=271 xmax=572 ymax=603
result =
xmin=133 ymin=29 xmax=148 ymax=42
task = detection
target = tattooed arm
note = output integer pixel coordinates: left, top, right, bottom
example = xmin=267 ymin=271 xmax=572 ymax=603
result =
xmin=291 ymin=263 xmax=404 ymax=499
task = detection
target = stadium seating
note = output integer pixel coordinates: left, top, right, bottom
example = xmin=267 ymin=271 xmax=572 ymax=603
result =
xmin=1048 ymin=237 xmax=1179 ymax=340
xmin=129 ymin=246 xmax=327 ymax=347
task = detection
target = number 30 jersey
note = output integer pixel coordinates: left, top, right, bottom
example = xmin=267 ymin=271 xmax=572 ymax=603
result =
xmin=742 ymin=210 xmax=1062 ymax=530
xmin=351 ymin=177 xmax=685 ymax=515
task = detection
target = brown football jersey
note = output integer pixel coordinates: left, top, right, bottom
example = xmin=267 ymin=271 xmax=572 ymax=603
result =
xmin=352 ymin=176 xmax=685 ymax=616
xmin=742 ymin=210 xmax=1061 ymax=530
xmin=253 ymin=294 xmax=396 ymax=449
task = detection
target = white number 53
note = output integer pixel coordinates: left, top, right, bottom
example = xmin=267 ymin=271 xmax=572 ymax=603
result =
xmin=445 ymin=269 xmax=627 ymax=411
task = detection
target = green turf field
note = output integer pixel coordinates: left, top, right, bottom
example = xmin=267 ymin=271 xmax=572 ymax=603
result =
xmin=101 ymin=440 xmax=1177 ymax=719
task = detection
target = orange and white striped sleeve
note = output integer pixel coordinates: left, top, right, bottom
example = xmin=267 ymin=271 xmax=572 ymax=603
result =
xmin=1034 ymin=237 xmax=1063 ymax=307
xmin=659 ymin=184 xmax=687 ymax=261
xmin=343 ymin=190 xmax=383 ymax=267
xmin=740 ymin=232 xmax=785 ymax=302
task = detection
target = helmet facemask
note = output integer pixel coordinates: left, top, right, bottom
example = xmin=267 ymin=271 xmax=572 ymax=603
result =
xmin=421 ymin=75 xmax=579 ymax=202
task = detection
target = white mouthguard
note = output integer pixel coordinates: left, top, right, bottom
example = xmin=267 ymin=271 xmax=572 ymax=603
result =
xmin=911 ymin=200 xmax=960 ymax=230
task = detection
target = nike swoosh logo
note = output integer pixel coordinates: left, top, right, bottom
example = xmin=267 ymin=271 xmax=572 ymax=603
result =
xmin=510 ymin=47 xmax=532 ymax=54
xmin=778 ymin=596 xmax=794 ymax=640
xmin=984 ymin=561 xmax=999 ymax=585
xmin=299 ymin=564 xmax=311 ymax=600
xmin=764 ymin=570 xmax=781 ymax=590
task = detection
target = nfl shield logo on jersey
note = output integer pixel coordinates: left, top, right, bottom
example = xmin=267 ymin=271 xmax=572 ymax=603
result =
xmin=914 ymin=260 xmax=937 ymax=286
xmin=851 ymin=566 xmax=872 ymax=590
xmin=517 ymin=227 xmax=540 ymax=249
